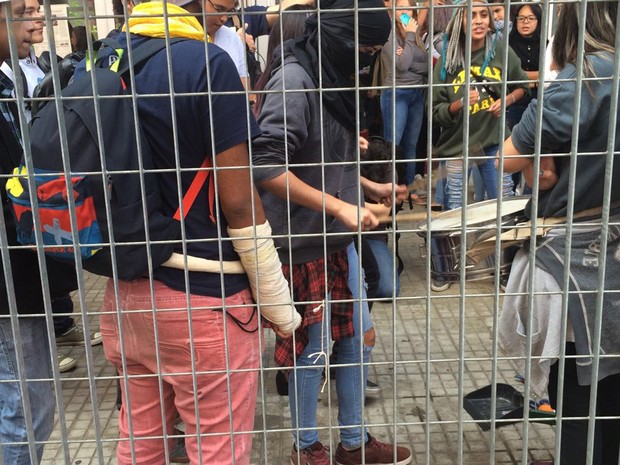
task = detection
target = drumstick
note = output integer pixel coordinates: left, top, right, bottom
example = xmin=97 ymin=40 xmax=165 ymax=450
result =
xmin=377 ymin=210 xmax=442 ymax=224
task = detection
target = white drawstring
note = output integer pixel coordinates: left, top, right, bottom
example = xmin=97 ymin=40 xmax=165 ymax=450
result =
xmin=307 ymin=300 xmax=329 ymax=393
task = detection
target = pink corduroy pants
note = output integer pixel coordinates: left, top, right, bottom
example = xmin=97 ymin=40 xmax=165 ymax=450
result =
xmin=100 ymin=279 xmax=260 ymax=465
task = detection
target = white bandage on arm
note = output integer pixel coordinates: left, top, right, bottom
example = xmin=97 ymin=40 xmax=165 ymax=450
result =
xmin=227 ymin=221 xmax=302 ymax=336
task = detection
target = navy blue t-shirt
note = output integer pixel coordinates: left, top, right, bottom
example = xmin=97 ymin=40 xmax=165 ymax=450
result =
xmin=226 ymin=6 xmax=269 ymax=39
xmin=112 ymin=34 xmax=260 ymax=297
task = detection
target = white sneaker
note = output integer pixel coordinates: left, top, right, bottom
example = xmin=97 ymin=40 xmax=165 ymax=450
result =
xmin=56 ymin=324 xmax=102 ymax=346
xmin=57 ymin=353 xmax=77 ymax=373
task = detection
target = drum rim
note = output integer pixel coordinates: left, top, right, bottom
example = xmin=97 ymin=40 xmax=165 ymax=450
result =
xmin=417 ymin=196 xmax=531 ymax=232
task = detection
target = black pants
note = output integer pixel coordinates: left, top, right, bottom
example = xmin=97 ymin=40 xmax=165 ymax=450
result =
xmin=354 ymin=237 xmax=379 ymax=312
xmin=52 ymin=294 xmax=75 ymax=337
xmin=548 ymin=343 xmax=620 ymax=465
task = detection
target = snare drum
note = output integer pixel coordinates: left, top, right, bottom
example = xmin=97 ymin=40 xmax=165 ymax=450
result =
xmin=417 ymin=197 xmax=530 ymax=282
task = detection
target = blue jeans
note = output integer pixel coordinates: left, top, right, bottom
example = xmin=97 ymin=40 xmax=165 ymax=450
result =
xmin=366 ymin=239 xmax=400 ymax=298
xmin=470 ymin=164 xmax=487 ymax=202
xmin=381 ymin=88 xmax=425 ymax=186
xmin=0 ymin=317 xmax=54 ymax=465
xmin=445 ymin=145 xmax=514 ymax=210
xmin=435 ymin=162 xmax=447 ymax=209
xmin=289 ymin=244 xmax=373 ymax=450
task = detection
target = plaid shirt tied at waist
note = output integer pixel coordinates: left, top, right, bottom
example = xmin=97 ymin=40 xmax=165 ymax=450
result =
xmin=274 ymin=248 xmax=353 ymax=368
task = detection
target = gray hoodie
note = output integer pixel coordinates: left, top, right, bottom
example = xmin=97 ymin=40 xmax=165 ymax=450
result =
xmin=382 ymin=30 xmax=428 ymax=87
xmin=252 ymin=54 xmax=358 ymax=265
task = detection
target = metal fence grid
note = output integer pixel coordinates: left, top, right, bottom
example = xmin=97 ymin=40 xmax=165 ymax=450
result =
xmin=0 ymin=0 xmax=619 ymax=464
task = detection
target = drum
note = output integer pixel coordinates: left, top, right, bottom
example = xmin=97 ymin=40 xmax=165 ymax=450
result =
xmin=417 ymin=197 xmax=530 ymax=282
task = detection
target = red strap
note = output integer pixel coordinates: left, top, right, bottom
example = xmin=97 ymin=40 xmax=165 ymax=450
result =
xmin=173 ymin=158 xmax=216 ymax=223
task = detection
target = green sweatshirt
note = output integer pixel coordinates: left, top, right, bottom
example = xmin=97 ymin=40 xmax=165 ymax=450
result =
xmin=431 ymin=43 xmax=529 ymax=158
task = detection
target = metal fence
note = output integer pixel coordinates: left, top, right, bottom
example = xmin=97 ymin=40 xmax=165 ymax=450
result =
xmin=0 ymin=0 xmax=619 ymax=464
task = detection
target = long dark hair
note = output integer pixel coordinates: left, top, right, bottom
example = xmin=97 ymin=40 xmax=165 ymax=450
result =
xmin=71 ymin=26 xmax=93 ymax=53
xmin=253 ymin=4 xmax=314 ymax=114
xmin=552 ymin=1 xmax=617 ymax=76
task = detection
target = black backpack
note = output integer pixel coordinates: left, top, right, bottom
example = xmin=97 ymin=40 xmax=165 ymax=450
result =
xmin=30 ymin=51 xmax=85 ymax=117
xmin=6 ymin=38 xmax=210 ymax=281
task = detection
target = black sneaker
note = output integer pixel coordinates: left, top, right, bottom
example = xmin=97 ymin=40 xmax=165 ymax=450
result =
xmin=366 ymin=379 xmax=381 ymax=395
xmin=431 ymin=279 xmax=451 ymax=292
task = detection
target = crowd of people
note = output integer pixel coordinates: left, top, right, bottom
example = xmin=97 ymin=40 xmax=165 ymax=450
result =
xmin=0 ymin=0 xmax=618 ymax=464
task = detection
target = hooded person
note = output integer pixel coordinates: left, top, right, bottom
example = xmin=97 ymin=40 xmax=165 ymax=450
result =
xmin=285 ymin=0 xmax=392 ymax=130
xmin=252 ymin=0 xmax=412 ymax=464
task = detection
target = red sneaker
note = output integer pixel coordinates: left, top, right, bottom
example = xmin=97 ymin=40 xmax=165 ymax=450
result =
xmin=290 ymin=442 xmax=331 ymax=465
xmin=335 ymin=434 xmax=412 ymax=465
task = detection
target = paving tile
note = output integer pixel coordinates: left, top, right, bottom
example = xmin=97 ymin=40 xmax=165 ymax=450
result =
xmin=38 ymin=221 xmax=560 ymax=464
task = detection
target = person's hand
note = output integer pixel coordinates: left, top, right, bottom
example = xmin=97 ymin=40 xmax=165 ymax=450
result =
xmin=237 ymin=23 xmax=256 ymax=53
xmin=537 ymin=157 xmax=559 ymax=190
xmin=404 ymin=17 xmax=418 ymax=34
xmin=358 ymin=206 xmax=379 ymax=230
xmin=395 ymin=46 xmax=404 ymax=56
xmin=363 ymin=181 xmax=408 ymax=207
xmin=379 ymin=183 xmax=408 ymax=207
xmin=359 ymin=136 xmax=369 ymax=153
xmin=391 ymin=183 xmax=409 ymax=204
xmin=487 ymin=98 xmax=504 ymax=118
xmin=522 ymin=157 xmax=558 ymax=191
xmin=363 ymin=180 xmax=392 ymax=204
xmin=466 ymin=89 xmax=480 ymax=106
xmin=271 ymin=321 xmax=296 ymax=339
xmin=396 ymin=17 xmax=418 ymax=37
xmin=454 ymin=89 xmax=480 ymax=114
xmin=337 ymin=203 xmax=379 ymax=231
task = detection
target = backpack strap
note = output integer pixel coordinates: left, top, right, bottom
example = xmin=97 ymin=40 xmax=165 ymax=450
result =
xmin=87 ymin=37 xmax=186 ymax=76
xmin=93 ymin=38 xmax=216 ymax=225
xmin=117 ymin=38 xmax=186 ymax=75
xmin=3 ymin=59 xmax=29 ymax=100
xmin=173 ymin=158 xmax=216 ymax=224
xmin=94 ymin=38 xmax=215 ymax=223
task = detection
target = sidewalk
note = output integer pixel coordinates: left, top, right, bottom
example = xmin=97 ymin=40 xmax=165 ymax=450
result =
xmin=41 ymin=211 xmax=555 ymax=464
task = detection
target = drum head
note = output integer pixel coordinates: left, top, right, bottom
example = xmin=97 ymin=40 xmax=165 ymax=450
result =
xmin=418 ymin=197 xmax=530 ymax=232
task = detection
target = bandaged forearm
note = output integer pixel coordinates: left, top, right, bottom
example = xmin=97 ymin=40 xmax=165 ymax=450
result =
xmin=227 ymin=221 xmax=301 ymax=336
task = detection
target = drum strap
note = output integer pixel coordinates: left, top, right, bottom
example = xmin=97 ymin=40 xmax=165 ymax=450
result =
xmin=467 ymin=202 xmax=620 ymax=263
